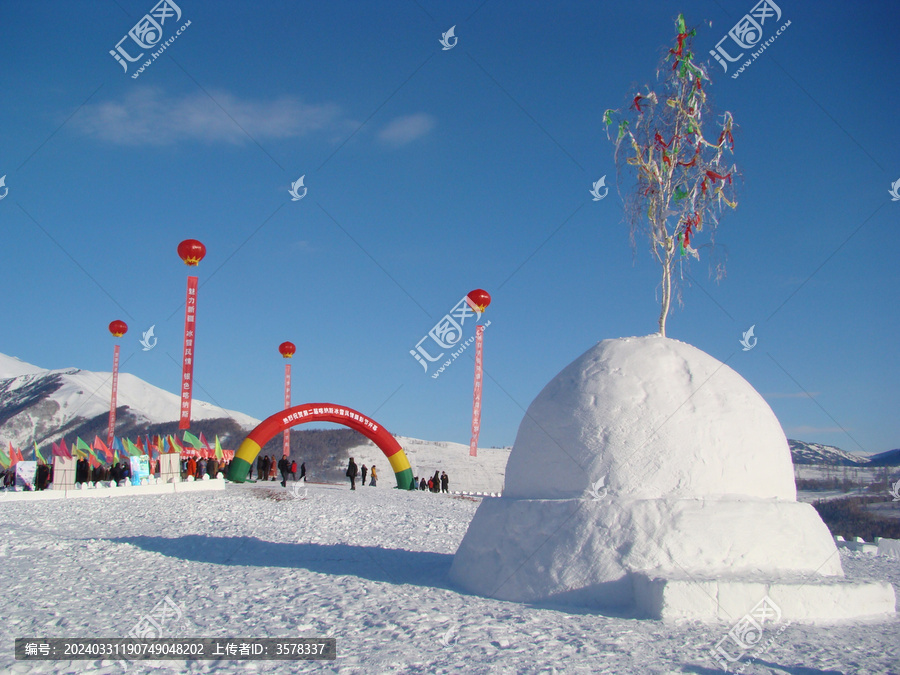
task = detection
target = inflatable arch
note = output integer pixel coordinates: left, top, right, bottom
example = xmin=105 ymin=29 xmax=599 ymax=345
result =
xmin=227 ymin=403 xmax=414 ymax=489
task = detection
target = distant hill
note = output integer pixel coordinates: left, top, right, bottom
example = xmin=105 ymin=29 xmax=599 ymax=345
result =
xmin=866 ymin=448 xmax=900 ymax=467
xmin=0 ymin=352 xmax=258 ymax=453
xmin=788 ymin=439 xmax=869 ymax=466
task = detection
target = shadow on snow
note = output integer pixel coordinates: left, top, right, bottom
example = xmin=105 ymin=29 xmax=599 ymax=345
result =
xmin=109 ymin=534 xmax=454 ymax=589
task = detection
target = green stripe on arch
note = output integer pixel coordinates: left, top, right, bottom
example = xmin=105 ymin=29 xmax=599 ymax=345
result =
xmin=394 ymin=467 xmax=414 ymax=490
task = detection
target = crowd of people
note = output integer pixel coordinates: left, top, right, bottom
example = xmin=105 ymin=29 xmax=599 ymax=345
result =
xmin=344 ymin=458 xmax=450 ymax=493
xmin=75 ymin=458 xmax=142 ymax=486
xmin=417 ymin=471 xmax=449 ymax=493
xmin=253 ymin=455 xmax=306 ymax=487
xmin=5 ymin=453 xmax=454 ymax=495
xmin=181 ymin=456 xmax=230 ymax=481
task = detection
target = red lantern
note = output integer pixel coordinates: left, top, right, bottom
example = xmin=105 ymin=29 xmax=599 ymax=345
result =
xmin=466 ymin=289 xmax=492 ymax=312
xmin=177 ymin=239 xmax=206 ymax=266
xmin=109 ymin=320 xmax=128 ymax=337
xmin=279 ymin=341 xmax=296 ymax=358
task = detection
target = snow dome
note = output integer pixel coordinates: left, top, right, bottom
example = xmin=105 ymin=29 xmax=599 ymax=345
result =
xmin=450 ymin=336 xmax=895 ymax=621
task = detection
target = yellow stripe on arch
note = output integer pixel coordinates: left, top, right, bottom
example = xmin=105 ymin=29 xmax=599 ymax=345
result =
xmin=235 ymin=437 xmax=262 ymax=466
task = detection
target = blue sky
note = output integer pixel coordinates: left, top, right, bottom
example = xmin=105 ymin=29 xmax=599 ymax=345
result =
xmin=0 ymin=1 xmax=897 ymax=454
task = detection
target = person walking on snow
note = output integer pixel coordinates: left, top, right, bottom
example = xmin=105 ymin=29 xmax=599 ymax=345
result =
xmin=360 ymin=464 xmax=368 ymax=486
xmin=300 ymin=462 xmax=306 ymax=482
xmin=369 ymin=466 xmax=377 ymax=487
xmin=441 ymin=471 xmax=449 ymax=493
xmin=290 ymin=460 xmax=297 ymax=481
xmin=346 ymin=457 xmax=358 ymax=490
xmin=279 ymin=456 xmax=290 ymax=487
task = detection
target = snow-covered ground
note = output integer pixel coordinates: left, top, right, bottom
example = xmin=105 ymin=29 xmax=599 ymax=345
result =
xmin=348 ymin=436 xmax=509 ymax=494
xmin=1 ymin=482 xmax=898 ymax=674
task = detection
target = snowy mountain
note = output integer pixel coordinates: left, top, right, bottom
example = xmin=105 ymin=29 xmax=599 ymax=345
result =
xmin=788 ymin=439 xmax=870 ymax=466
xmin=867 ymin=448 xmax=900 ymax=467
xmin=0 ymin=351 xmax=259 ymax=451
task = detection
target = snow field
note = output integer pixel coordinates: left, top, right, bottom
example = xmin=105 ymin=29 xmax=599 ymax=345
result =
xmin=0 ymin=482 xmax=897 ymax=674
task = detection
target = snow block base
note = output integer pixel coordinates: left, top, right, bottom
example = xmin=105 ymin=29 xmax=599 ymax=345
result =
xmin=450 ymin=496 xmax=847 ymax=613
xmin=632 ymin=574 xmax=896 ymax=622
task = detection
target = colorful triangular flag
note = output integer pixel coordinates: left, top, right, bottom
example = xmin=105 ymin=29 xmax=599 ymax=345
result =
xmin=75 ymin=437 xmax=92 ymax=460
xmin=93 ymin=436 xmax=113 ymax=464
xmin=182 ymin=430 xmax=202 ymax=450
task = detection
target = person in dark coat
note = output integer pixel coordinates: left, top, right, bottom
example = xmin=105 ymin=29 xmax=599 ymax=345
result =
xmin=261 ymin=455 xmax=270 ymax=482
xmin=441 ymin=471 xmax=449 ymax=493
xmin=360 ymin=464 xmax=368 ymax=486
xmin=300 ymin=462 xmax=306 ymax=482
xmin=75 ymin=458 xmax=89 ymax=484
xmin=432 ymin=471 xmax=441 ymax=493
xmin=36 ymin=463 xmax=50 ymax=490
xmin=257 ymin=454 xmax=265 ymax=482
xmin=279 ymin=456 xmax=290 ymax=487
xmin=346 ymin=457 xmax=358 ymax=490
xmin=419 ymin=477 xmax=427 ymax=491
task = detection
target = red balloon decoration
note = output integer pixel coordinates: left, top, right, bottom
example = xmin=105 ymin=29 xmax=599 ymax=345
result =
xmin=466 ymin=289 xmax=492 ymax=312
xmin=109 ymin=320 xmax=128 ymax=337
xmin=177 ymin=239 xmax=206 ymax=266
xmin=279 ymin=341 xmax=296 ymax=358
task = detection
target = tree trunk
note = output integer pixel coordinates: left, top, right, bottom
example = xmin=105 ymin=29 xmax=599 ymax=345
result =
xmin=658 ymin=239 xmax=674 ymax=337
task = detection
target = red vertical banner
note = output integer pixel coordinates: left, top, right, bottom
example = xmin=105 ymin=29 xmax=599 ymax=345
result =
xmin=107 ymin=344 xmax=121 ymax=447
xmin=179 ymin=275 xmax=198 ymax=430
xmin=283 ymin=362 xmax=292 ymax=457
xmin=469 ymin=324 xmax=485 ymax=457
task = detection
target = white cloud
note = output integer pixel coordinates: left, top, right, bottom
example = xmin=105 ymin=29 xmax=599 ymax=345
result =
xmin=72 ymin=87 xmax=354 ymax=145
xmin=377 ymin=113 xmax=436 ymax=146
